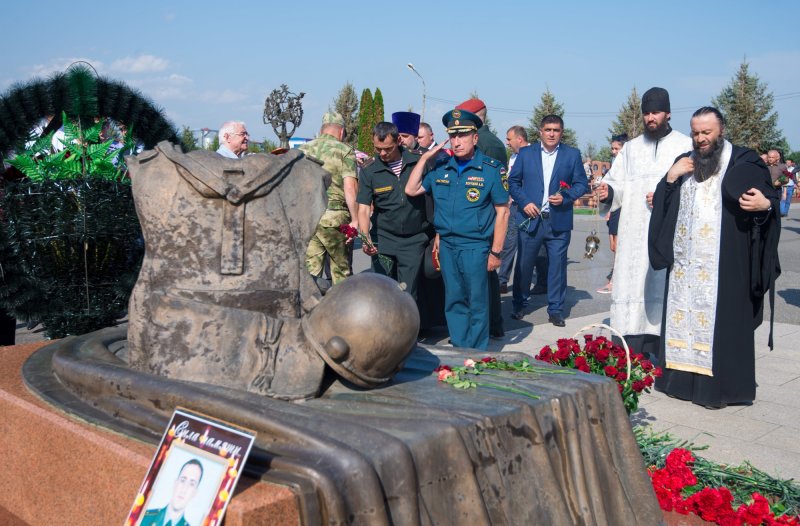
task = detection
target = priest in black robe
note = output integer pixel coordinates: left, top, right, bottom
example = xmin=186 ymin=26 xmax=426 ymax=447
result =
xmin=648 ymin=107 xmax=781 ymax=409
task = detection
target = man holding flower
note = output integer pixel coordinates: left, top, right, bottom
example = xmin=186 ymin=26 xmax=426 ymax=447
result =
xmin=507 ymin=115 xmax=588 ymax=327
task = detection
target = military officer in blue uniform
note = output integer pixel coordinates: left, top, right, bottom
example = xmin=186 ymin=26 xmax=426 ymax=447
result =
xmin=405 ymin=109 xmax=509 ymax=350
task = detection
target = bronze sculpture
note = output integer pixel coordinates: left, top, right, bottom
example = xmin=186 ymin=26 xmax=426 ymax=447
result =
xmin=21 ymin=143 xmax=662 ymax=525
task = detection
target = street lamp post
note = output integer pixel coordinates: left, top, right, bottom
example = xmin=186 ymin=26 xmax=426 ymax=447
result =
xmin=406 ymin=63 xmax=426 ymax=121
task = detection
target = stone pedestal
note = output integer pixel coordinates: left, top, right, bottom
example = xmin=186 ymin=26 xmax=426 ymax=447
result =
xmin=0 ymin=343 xmax=299 ymax=526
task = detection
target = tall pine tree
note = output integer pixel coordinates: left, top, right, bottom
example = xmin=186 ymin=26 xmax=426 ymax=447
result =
xmin=357 ymin=88 xmax=374 ymax=154
xmin=526 ymin=89 xmax=578 ymax=147
xmin=712 ymin=61 xmax=785 ymax=152
xmin=331 ymin=82 xmax=359 ymax=147
xmin=372 ymin=88 xmax=385 ymax=127
xmin=608 ymin=87 xmax=643 ymax=141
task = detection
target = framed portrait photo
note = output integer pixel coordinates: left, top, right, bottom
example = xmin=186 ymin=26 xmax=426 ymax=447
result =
xmin=125 ymin=408 xmax=256 ymax=526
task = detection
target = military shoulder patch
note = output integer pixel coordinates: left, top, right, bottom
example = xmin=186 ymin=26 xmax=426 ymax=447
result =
xmin=483 ymin=157 xmax=498 ymax=167
xmin=361 ymin=157 xmax=376 ymax=169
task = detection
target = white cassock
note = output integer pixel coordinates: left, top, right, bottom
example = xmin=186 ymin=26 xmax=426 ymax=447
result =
xmin=599 ymin=130 xmax=692 ymax=336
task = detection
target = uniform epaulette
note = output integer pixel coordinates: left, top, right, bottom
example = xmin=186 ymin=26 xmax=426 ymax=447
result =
xmin=483 ymin=157 xmax=499 ymax=167
xmin=361 ymin=157 xmax=376 ymax=169
xmin=408 ymin=148 xmax=426 ymax=156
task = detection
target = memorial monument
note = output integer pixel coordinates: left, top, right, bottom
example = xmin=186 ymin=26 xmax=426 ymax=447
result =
xmin=0 ymin=71 xmax=661 ymax=523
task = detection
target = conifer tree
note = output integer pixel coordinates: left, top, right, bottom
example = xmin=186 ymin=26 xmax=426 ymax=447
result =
xmin=331 ymin=82 xmax=359 ymax=147
xmin=608 ymin=87 xmax=643 ymax=141
xmin=357 ymin=88 xmax=374 ymax=154
xmin=712 ymin=61 xmax=785 ymax=152
xmin=526 ymin=89 xmax=578 ymax=147
xmin=180 ymin=125 xmax=198 ymax=152
xmin=372 ymin=88 xmax=385 ymax=127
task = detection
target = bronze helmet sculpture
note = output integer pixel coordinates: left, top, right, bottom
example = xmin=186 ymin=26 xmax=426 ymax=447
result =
xmin=303 ymin=273 xmax=420 ymax=388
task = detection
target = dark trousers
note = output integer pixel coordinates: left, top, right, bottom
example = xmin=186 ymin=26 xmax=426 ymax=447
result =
xmin=372 ymin=232 xmax=428 ymax=301
xmin=499 ymin=202 xmax=547 ymax=289
xmin=439 ymin=243 xmax=490 ymax=350
xmin=488 ymin=270 xmax=503 ymax=335
xmin=512 ymin=216 xmax=570 ymax=317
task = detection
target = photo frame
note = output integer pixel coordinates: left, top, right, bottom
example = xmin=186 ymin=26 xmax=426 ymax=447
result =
xmin=125 ymin=408 xmax=256 ymax=526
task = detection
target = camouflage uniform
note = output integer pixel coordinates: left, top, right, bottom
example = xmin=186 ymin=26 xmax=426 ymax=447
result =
xmin=300 ymin=133 xmax=357 ymax=284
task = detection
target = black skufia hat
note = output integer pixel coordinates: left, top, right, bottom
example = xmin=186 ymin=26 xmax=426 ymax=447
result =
xmin=642 ymin=87 xmax=671 ymax=114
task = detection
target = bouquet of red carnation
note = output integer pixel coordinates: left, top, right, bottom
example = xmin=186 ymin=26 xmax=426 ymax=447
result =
xmin=338 ymin=223 xmax=358 ymax=240
xmin=535 ymin=334 xmax=662 ymax=414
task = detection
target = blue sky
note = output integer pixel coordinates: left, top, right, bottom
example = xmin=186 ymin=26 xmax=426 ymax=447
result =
xmin=2 ymin=0 xmax=798 ymax=151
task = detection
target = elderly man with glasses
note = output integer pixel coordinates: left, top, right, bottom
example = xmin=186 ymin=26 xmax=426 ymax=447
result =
xmin=217 ymin=121 xmax=249 ymax=158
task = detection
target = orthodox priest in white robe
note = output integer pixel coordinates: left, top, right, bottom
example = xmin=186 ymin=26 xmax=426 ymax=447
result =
xmin=648 ymin=107 xmax=780 ymax=409
xmin=598 ymin=87 xmax=691 ymax=360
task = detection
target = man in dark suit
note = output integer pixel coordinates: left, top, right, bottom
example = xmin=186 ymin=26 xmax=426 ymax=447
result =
xmin=508 ymin=115 xmax=588 ymax=326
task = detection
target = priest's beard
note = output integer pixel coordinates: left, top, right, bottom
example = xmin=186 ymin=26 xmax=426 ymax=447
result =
xmin=692 ymin=136 xmax=725 ymax=182
xmin=644 ymin=120 xmax=670 ymax=141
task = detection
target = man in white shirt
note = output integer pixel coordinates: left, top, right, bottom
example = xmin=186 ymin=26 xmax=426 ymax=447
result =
xmin=216 ymin=121 xmax=249 ymax=159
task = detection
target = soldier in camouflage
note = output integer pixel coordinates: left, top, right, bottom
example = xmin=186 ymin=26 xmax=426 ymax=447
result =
xmin=300 ymin=112 xmax=358 ymax=286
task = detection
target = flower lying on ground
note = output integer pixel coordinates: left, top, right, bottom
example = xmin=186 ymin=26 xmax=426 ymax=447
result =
xmin=535 ymin=335 xmax=662 ymax=414
xmin=648 ymin=447 xmax=800 ymax=525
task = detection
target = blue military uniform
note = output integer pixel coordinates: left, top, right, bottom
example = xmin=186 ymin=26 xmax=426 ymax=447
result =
xmin=421 ymin=109 xmax=509 ymax=350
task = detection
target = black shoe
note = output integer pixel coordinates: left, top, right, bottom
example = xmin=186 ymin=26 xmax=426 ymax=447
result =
xmin=548 ymin=315 xmax=565 ymax=327
xmin=531 ymin=286 xmax=547 ymax=295
xmin=499 ymin=283 xmax=508 ymax=294
xmin=510 ymin=311 xmax=524 ymax=320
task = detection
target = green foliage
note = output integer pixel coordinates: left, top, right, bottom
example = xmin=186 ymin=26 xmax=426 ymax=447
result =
xmin=372 ymin=88 xmax=385 ymax=127
xmin=712 ymin=61 xmax=785 ymax=152
xmin=527 ymin=88 xmax=578 ymax=148
xmin=180 ymin=126 xmax=198 ymax=152
xmin=0 ymin=66 xmax=177 ymax=156
xmin=8 ymin=112 xmax=129 ymax=183
xmin=635 ymin=427 xmax=800 ymax=517
xmin=0 ymin=113 xmax=143 ymax=337
xmin=608 ymin=86 xmax=643 ymax=141
xmin=206 ymin=135 xmax=220 ymax=152
xmin=357 ymin=88 xmax=374 ymax=155
xmin=594 ymin=146 xmax=613 ymax=163
xmin=331 ymin=82 xmax=359 ymax=148
xmin=584 ymin=142 xmax=597 ymax=160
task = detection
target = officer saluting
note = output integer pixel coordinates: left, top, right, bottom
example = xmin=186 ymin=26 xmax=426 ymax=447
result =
xmin=405 ymin=109 xmax=510 ymax=350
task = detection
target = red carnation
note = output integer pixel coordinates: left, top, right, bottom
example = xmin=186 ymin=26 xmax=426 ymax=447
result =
xmin=555 ymin=347 xmax=571 ymax=361
xmin=604 ymin=365 xmax=618 ymax=377
xmin=559 ymin=181 xmax=570 ymax=189
xmin=640 ymin=359 xmax=653 ymax=372
xmin=481 ymin=356 xmax=496 ymax=363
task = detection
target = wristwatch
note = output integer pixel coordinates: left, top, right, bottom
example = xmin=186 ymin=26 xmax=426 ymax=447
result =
xmin=489 ymin=250 xmax=502 ymax=258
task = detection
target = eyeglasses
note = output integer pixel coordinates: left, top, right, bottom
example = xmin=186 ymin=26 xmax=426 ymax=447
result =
xmin=230 ymin=131 xmax=249 ymax=137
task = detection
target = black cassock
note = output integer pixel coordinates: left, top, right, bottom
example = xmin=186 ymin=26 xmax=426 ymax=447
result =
xmin=648 ymin=146 xmax=781 ymax=408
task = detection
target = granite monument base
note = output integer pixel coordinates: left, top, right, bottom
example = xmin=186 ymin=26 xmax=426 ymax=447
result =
xmin=0 ymin=342 xmax=300 ymax=526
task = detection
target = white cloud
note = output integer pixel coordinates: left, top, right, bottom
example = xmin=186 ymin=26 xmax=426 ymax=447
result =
xmin=110 ymin=54 xmax=169 ymax=74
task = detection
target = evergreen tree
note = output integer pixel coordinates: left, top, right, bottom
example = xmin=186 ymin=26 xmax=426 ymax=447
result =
xmin=357 ymin=88 xmax=374 ymax=154
xmin=372 ymin=88 xmax=385 ymax=126
xmin=526 ymin=88 xmax=578 ymax=147
xmin=207 ymin=135 xmax=220 ymax=152
xmin=608 ymin=87 xmax=644 ymax=141
xmin=594 ymin=146 xmax=613 ymax=163
xmin=712 ymin=61 xmax=785 ymax=152
xmin=180 ymin=125 xmax=198 ymax=152
xmin=331 ymin=82 xmax=359 ymax=148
